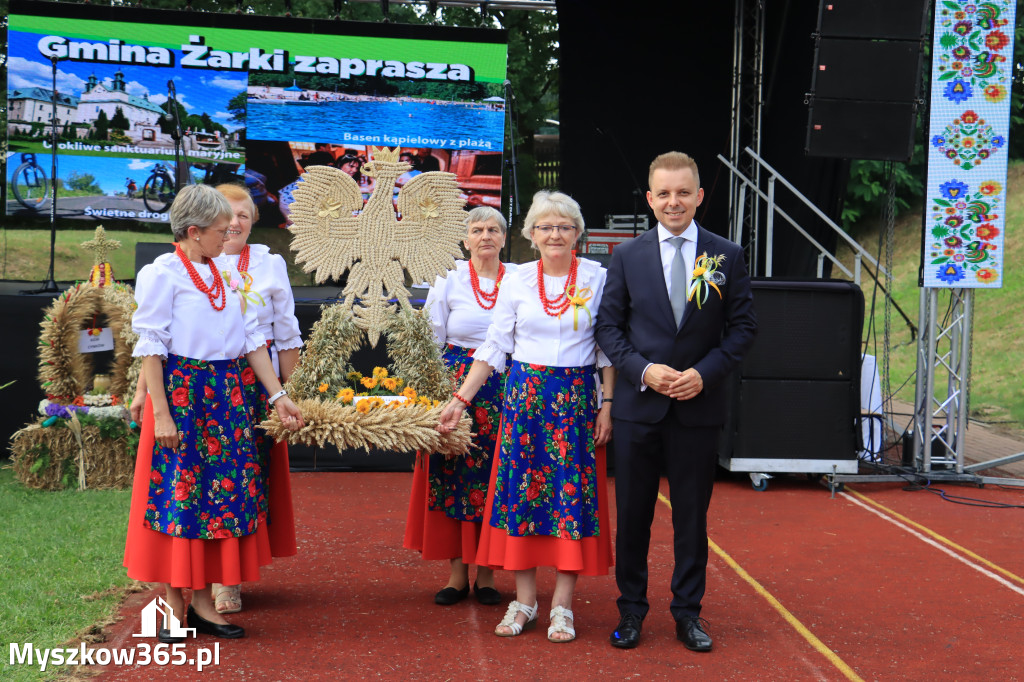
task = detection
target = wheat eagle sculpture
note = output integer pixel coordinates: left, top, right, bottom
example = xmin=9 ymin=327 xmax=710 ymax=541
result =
xmin=288 ymin=146 xmax=468 ymax=346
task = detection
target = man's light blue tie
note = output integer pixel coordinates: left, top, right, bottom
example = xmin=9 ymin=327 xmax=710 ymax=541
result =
xmin=668 ymin=236 xmax=687 ymax=326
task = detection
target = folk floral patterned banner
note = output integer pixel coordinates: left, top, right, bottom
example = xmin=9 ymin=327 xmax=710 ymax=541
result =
xmin=923 ymin=0 xmax=1016 ymax=288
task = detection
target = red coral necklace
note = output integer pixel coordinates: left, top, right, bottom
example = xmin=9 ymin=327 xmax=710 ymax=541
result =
xmin=537 ymin=255 xmax=578 ymax=317
xmin=469 ymin=260 xmax=505 ymax=310
xmin=236 ymin=244 xmax=251 ymax=274
xmin=175 ymin=243 xmax=226 ymax=311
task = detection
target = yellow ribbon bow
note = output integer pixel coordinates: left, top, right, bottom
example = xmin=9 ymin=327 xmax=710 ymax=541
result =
xmin=561 ymin=284 xmax=593 ymax=331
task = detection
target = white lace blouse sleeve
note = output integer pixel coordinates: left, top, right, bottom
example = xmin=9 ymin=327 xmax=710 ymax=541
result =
xmin=473 ymin=273 xmax=517 ymax=373
xmin=267 ymin=254 xmax=303 ymax=351
xmin=424 ymin=271 xmax=451 ymax=348
xmin=131 ymin=262 xmax=173 ymax=358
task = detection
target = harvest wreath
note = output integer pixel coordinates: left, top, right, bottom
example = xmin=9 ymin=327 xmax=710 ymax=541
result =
xmin=10 ymin=239 xmax=142 ymax=490
xmin=261 ymin=148 xmax=474 ymax=455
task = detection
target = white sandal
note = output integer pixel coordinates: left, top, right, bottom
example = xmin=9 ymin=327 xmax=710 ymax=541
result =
xmin=212 ymin=584 xmax=242 ymax=614
xmin=547 ymin=605 xmax=576 ymax=643
xmin=494 ymin=600 xmax=539 ymax=637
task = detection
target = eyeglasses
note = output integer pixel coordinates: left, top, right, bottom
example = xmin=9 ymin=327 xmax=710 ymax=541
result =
xmin=534 ymin=224 xmax=577 ymax=235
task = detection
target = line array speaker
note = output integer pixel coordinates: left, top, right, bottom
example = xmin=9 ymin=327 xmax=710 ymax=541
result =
xmin=817 ymin=0 xmax=931 ymax=40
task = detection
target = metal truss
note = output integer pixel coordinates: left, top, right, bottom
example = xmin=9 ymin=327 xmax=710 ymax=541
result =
xmin=727 ymin=0 xmax=764 ymax=266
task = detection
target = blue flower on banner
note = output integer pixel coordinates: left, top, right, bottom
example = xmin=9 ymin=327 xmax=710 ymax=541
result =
xmin=939 ymin=180 xmax=969 ymax=200
xmin=943 ymin=78 xmax=972 ymax=103
xmin=990 ymin=135 xmax=1006 ymax=148
xmin=936 ymin=263 xmax=966 ymax=284
xmin=932 ymin=134 xmax=947 ymax=148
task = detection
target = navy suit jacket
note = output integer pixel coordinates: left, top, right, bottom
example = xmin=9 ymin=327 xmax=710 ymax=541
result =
xmin=594 ymin=223 xmax=757 ymax=427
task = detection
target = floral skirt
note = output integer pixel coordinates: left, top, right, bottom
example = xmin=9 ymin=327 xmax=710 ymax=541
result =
xmin=476 ymin=361 xmax=612 ymax=575
xmin=124 ymin=396 xmax=273 ymax=589
xmin=404 ymin=344 xmax=505 ymax=563
xmin=143 ymin=355 xmax=266 ymax=540
xmin=240 ymin=353 xmax=297 ymax=558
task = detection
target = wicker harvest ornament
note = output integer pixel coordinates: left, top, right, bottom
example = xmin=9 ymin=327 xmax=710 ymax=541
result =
xmin=264 ymin=147 xmax=473 ymax=455
xmin=288 ymin=146 xmax=467 ymax=346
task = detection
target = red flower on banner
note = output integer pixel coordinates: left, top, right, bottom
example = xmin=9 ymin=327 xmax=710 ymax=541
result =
xmin=985 ymin=30 xmax=1009 ymax=51
xmin=976 ymin=224 xmax=1000 ymax=241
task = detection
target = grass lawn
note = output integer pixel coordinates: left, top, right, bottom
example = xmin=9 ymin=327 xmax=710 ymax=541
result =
xmin=0 ymin=466 xmax=137 ymax=681
xmin=0 ymin=226 xmax=311 ymax=284
xmin=837 ymin=160 xmax=1024 ymax=433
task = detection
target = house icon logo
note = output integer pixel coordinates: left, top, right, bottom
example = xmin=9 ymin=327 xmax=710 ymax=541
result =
xmin=133 ymin=597 xmax=196 ymax=639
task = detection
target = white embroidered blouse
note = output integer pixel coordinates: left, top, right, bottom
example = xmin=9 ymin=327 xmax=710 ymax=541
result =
xmin=425 ymin=260 xmax=519 ymax=349
xmin=132 ymin=252 xmax=265 ymax=361
xmin=474 ymin=256 xmax=611 ymax=373
xmin=223 ymin=244 xmax=303 ymax=353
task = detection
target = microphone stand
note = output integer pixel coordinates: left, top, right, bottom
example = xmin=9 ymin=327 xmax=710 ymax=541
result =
xmin=595 ymin=124 xmax=646 ymax=236
xmin=166 ymin=81 xmax=192 ymax=189
xmin=25 ymin=56 xmax=61 ymax=294
xmin=503 ymin=79 xmax=521 ymax=262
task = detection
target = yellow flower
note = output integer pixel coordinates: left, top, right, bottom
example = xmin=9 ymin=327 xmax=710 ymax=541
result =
xmin=418 ymin=396 xmax=433 ymax=408
xmin=402 ymin=386 xmax=418 ymax=400
xmin=382 ymin=377 xmax=398 ymax=392
xmin=336 ymin=388 xmax=355 ymax=404
xmin=361 ymin=376 xmax=378 ymax=389
xmin=355 ymin=400 xmax=372 ymax=414
xmin=368 ymin=397 xmax=384 ymax=409
xmin=372 ymin=366 xmax=389 ymax=379
xmin=395 ymin=377 xmax=405 ymax=389
xmin=347 ymin=371 xmax=363 ymax=383
xmin=318 ymin=383 xmax=329 ymax=393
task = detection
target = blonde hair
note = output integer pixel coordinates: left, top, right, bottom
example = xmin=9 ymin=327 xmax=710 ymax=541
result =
xmin=216 ymin=182 xmax=259 ymax=222
xmin=520 ymin=190 xmax=585 ymax=248
xmin=648 ymin=151 xmax=700 ymax=189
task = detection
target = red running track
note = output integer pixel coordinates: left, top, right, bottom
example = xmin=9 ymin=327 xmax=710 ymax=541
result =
xmin=90 ymin=471 xmax=1024 ymax=680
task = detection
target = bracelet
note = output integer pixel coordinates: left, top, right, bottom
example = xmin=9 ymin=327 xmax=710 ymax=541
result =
xmin=452 ymin=392 xmax=471 ymax=407
xmin=268 ymin=389 xmax=288 ymax=406
xmin=603 ymin=397 xmax=613 ymax=403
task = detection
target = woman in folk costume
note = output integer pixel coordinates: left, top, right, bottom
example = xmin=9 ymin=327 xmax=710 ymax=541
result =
xmin=207 ymin=183 xmax=304 ymax=614
xmin=123 ymin=184 xmax=303 ymax=641
xmin=438 ymin=191 xmax=615 ymax=643
xmin=404 ymin=206 xmax=516 ymax=607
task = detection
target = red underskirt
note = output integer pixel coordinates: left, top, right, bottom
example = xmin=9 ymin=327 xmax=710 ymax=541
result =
xmin=476 ymin=443 xmax=613 ymax=576
xmin=403 ymin=454 xmax=482 ymax=563
xmin=122 ymin=396 xmax=292 ymax=588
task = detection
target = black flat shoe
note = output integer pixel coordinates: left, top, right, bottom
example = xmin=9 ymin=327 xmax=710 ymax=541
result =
xmin=434 ymin=584 xmax=470 ymax=605
xmin=157 ymin=629 xmax=185 ymax=644
xmin=676 ymin=616 xmax=712 ymax=652
xmin=610 ymin=612 xmax=642 ymax=649
xmin=187 ymin=604 xmax=245 ymax=639
xmin=473 ymin=582 xmax=501 ymax=606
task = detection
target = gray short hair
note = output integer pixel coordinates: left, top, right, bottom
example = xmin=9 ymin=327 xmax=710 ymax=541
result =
xmin=170 ymin=184 xmax=233 ymax=241
xmin=520 ymin=190 xmax=585 ymax=247
xmin=465 ymin=206 xmax=507 ymax=234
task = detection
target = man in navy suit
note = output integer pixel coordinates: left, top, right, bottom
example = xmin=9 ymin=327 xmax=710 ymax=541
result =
xmin=595 ymin=151 xmax=757 ymax=651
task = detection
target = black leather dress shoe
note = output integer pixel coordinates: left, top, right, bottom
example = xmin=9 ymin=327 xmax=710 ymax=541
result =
xmin=156 ymin=629 xmax=185 ymax=644
xmin=473 ymin=582 xmax=501 ymax=606
xmin=676 ymin=616 xmax=712 ymax=651
xmin=610 ymin=612 xmax=642 ymax=649
xmin=434 ymin=584 xmax=470 ymax=605
xmin=187 ymin=605 xmax=245 ymax=639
